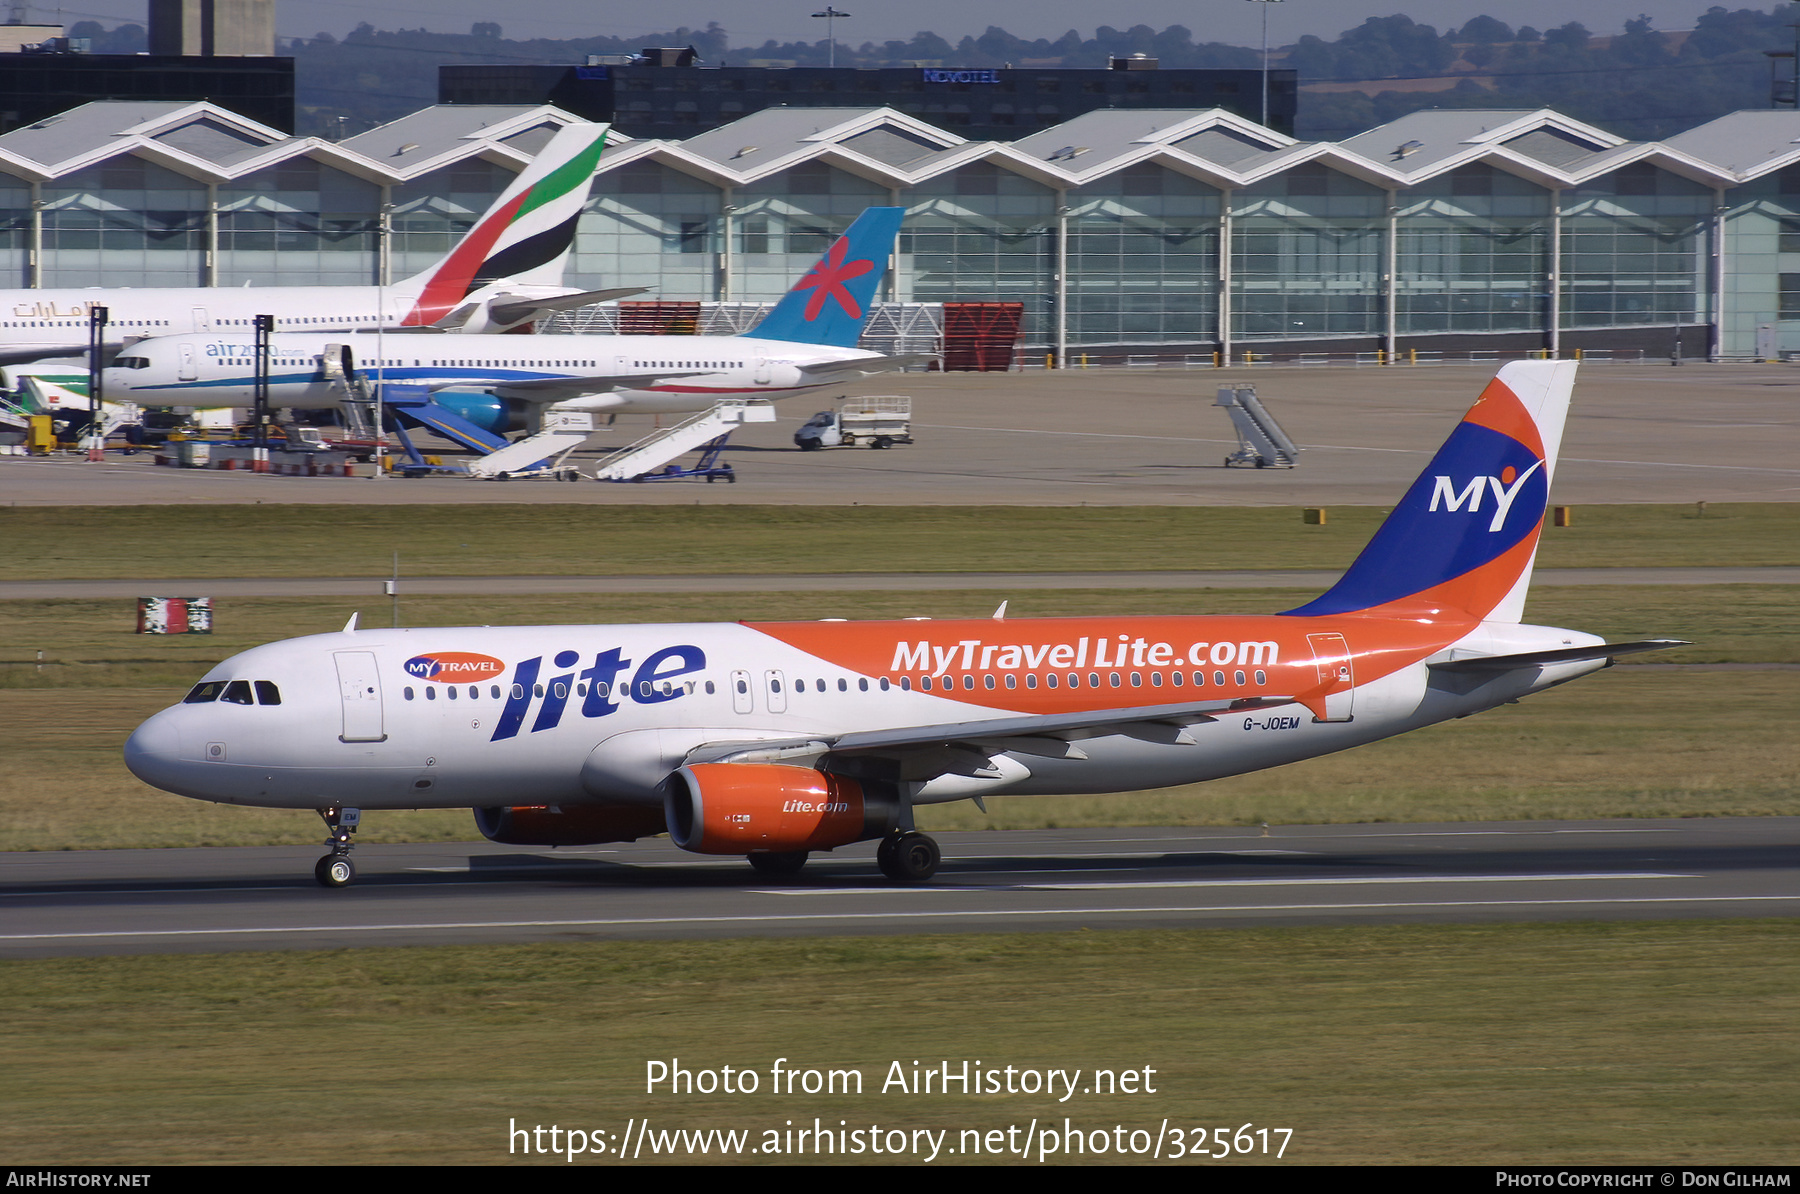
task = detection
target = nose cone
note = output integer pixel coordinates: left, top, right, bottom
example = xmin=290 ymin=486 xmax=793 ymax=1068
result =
xmin=124 ymin=707 xmax=189 ymax=795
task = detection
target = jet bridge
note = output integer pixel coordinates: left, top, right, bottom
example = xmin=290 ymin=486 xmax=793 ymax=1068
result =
xmin=1215 ymin=384 xmax=1300 ymax=469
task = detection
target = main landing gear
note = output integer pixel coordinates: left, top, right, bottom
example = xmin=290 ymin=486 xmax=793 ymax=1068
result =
xmin=743 ymin=832 xmax=943 ymax=883
xmin=314 ymin=806 xmax=361 ymax=888
xmin=877 ymin=831 xmax=941 ymax=882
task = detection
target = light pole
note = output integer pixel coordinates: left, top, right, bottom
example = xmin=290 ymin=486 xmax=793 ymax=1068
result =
xmin=1246 ymin=0 xmax=1284 ymax=127
xmin=812 ymin=6 xmax=850 ymax=68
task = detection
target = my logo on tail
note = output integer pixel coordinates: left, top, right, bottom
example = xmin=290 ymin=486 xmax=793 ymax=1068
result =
xmin=1429 ymin=460 xmax=1545 ymax=533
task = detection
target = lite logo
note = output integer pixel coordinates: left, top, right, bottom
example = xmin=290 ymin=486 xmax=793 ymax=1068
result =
xmin=404 ymin=652 xmax=507 ymax=682
xmin=1428 ymin=460 xmax=1545 ymax=532
xmin=490 ymin=644 xmax=706 ymax=741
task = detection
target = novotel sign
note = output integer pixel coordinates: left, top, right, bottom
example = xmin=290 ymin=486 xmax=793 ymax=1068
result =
xmin=921 ymin=69 xmax=1001 ymax=84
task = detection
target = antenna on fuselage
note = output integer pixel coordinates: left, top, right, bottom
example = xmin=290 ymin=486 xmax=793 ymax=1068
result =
xmin=342 ymin=611 xmax=359 ymax=633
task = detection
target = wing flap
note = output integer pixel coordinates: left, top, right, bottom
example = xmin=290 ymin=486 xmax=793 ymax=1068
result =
xmin=683 ymin=694 xmax=1296 ymax=768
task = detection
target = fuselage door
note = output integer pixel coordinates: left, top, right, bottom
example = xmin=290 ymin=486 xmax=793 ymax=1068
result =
xmin=191 ymin=307 xmax=211 ymax=333
xmin=1305 ymin=633 xmax=1355 ymax=723
xmin=177 ymin=342 xmax=197 ymax=381
xmin=753 ymin=357 xmax=772 ymax=385
xmin=730 ymin=669 xmax=753 ymax=714
xmin=764 ymin=669 xmax=788 ymax=714
xmin=334 ymin=650 xmax=387 ymax=742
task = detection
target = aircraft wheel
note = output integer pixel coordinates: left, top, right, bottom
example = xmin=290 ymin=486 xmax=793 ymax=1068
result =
xmin=877 ymin=832 xmax=940 ymax=882
xmin=315 ymin=854 xmax=356 ymax=888
xmin=748 ymin=850 xmax=809 ymax=877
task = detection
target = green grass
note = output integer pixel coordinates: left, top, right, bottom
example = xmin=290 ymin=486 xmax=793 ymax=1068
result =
xmin=2 ymin=502 xmax=1794 ymax=579
xmin=2 ymin=923 xmax=1795 ymax=1164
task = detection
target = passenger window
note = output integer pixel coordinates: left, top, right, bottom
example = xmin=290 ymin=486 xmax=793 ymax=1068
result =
xmin=183 ymin=681 xmax=225 ymax=704
xmin=254 ymin=681 xmax=282 ymax=705
xmin=221 ymin=680 xmax=253 ymax=705
xmin=404 ymin=687 xmax=415 ymax=701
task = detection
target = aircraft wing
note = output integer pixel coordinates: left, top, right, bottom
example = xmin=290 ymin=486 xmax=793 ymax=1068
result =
xmin=683 ymin=693 xmax=1300 ymax=769
xmin=1428 ymin=639 xmax=1689 ymax=674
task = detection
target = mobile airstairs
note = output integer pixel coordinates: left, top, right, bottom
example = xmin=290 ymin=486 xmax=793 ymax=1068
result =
xmin=592 ymin=400 xmax=776 ymax=482
xmin=1214 ymin=384 xmax=1300 ymax=469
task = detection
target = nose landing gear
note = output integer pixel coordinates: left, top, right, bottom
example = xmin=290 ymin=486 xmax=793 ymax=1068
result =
xmin=314 ymin=806 xmax=362 ymax=888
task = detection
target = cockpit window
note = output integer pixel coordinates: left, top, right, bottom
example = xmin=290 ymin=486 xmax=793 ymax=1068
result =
xmin=114 ymin=356 xmax=150 ymax=369
xmin=221 ymin=680 xmax=254 ymax=705
xmin=254 ymin=681 xmax=281 ymax=706
xmin=183 ymin=681 xmax=225 ymax=704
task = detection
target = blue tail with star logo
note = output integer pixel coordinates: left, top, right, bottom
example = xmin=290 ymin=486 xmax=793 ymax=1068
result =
xmin=746 ymin=206 xmax=905 ymax=347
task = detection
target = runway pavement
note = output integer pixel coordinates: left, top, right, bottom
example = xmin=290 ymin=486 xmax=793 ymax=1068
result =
xmin=4 ymin=362 xmax=1798 ymax=506
xmin=3 ymin=819 xmax=1794 ymax=958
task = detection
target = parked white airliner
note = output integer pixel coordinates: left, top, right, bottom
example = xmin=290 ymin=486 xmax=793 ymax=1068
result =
xmin=0 ymin=123 xmax=625 ymax=369
xmin=123 ymin=361 xmax=1682 ymax=887
xmin=102 ymin=208 xmax=911 ymax=422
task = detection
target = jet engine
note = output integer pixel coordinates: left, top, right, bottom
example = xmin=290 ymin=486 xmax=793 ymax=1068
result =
xmin=664 ymin=764 xmax=902 ymax=855
xmin=473 ymin=803 xmax=666 ymax=846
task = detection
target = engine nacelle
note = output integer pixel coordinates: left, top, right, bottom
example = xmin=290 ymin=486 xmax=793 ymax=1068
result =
xmin=473 ymin=803 xmax=666 ymax=846
xmin=665 ymin=764 xmax=901 ymax=855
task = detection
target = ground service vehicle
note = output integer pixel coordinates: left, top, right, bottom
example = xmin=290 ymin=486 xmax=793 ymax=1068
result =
xmin=795 ymin=396 xmax=913 ymax=450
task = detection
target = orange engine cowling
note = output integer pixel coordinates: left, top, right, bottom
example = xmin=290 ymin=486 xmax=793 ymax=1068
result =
xmin=665 ymin=764 xmax=900 ymax=855
xmin=474 ymin=804 xmax=667 ymax=846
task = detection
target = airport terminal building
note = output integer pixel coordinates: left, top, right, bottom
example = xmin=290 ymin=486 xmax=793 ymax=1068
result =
xmin=3 ymin=98 xmax=1800 ymax=361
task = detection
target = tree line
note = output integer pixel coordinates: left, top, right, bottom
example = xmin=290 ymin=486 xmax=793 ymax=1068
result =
xmin=61 ymin=6 xmax=1800 ymax=141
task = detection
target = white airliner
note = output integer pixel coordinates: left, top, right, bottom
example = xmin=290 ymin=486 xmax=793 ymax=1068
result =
xmin=0 ymin=123 xmax=628 ymax=370
xmin=101 ymin=208 xmax=911 ymax=425
xmin=123 ymin=361 xmax=1683 ymax=887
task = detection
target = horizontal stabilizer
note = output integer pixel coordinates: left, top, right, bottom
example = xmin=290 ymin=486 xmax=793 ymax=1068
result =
xmin=1429 ymin=639 xmax=1689 ymax=674
xmin=1 ymin=343 xmax=110 ymax=366
xmin=796 ymin=352 xmax=934 ymax=377
xmin=483 ymin=286 xmax=649 ymax=326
